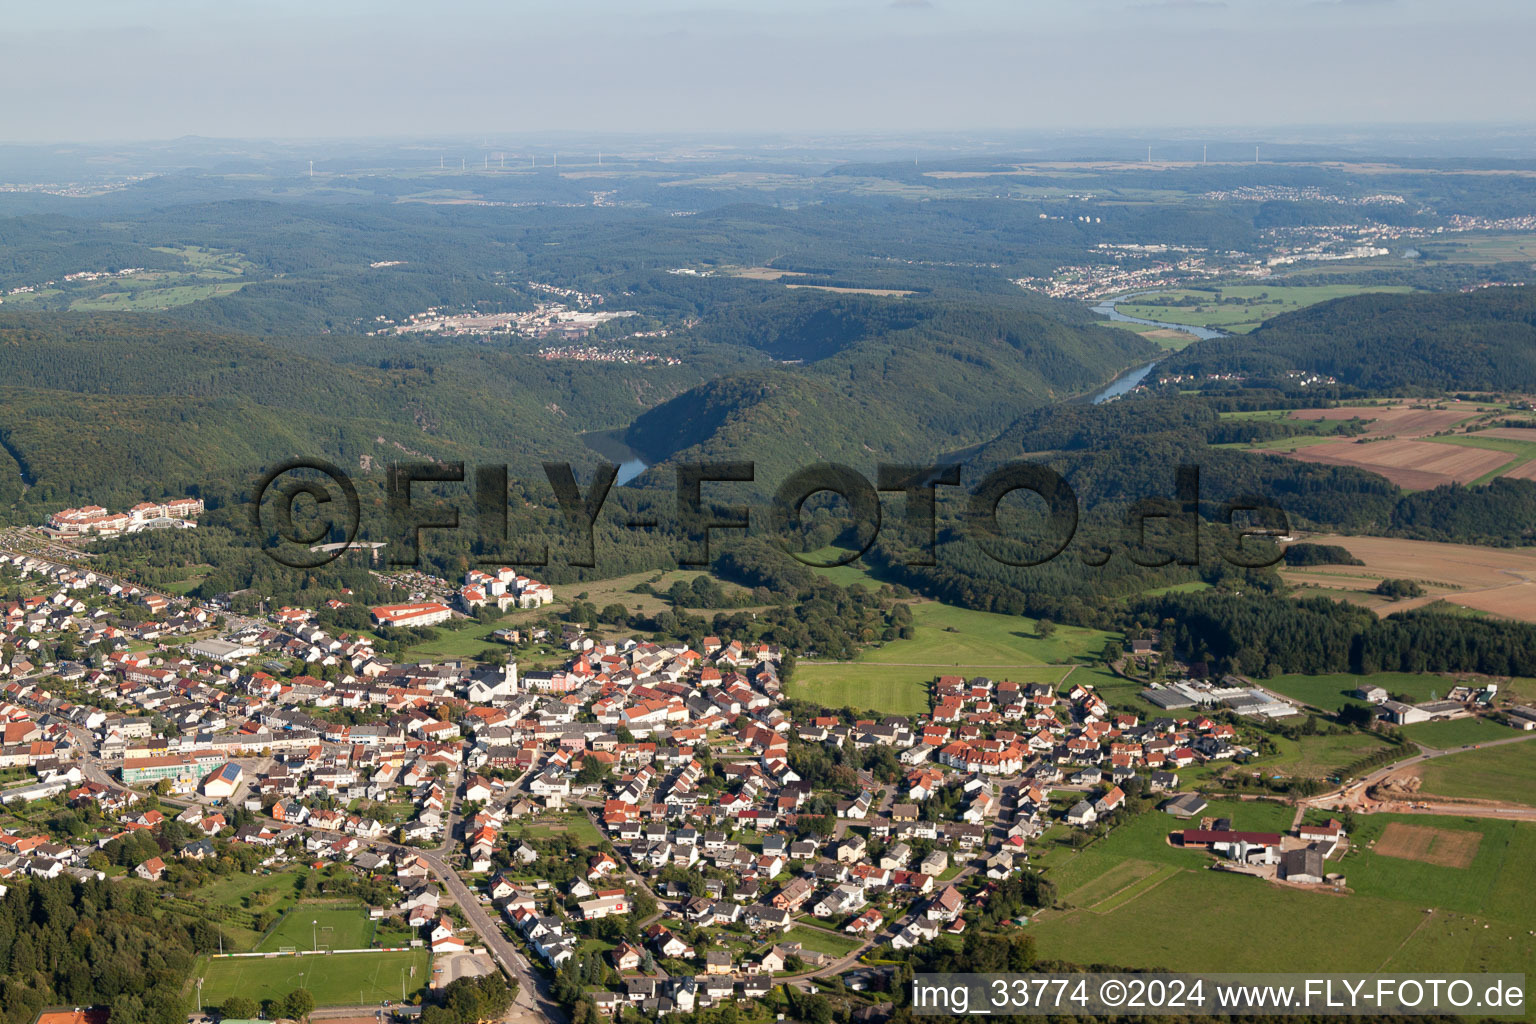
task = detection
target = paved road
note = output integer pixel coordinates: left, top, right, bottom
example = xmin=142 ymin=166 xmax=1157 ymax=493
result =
xmin=82 ymin=750 xmax=561 ymax=1024
xmin=418 ymin=844 xmax=565 ymax=1024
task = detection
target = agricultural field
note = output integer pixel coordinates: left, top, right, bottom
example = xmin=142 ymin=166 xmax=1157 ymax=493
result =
xmin=1264 ymin=672 xmax=1458 ymax=712
xmin=1286 ymin=403 xmax=1489 ymax=439
xmin=1255 ymin=402 xmax=1536 ymax=489
xmin=1416 ymin=232 xmax=1536 ymax=265
xmin=1424 ymin=433 xmax=1536 ymax=485
xmin=1398 ymin=716 xmax=1519 ymax=749
xmin=1101 ymin=319 xmax=1201 ymax=350
xmin=1278 ymin=534 xmax=1536 ymax=624
xmin=1114 ymin=284 xmax=1416 ymax=334
xmin=788 ymin=596 xmax=1114 ymax=715
xmin=1031 ymin=869 xmax=1424 ymax=972
xmin=1343 ymin=814 xmax=1536 ymax=928
xmin=1279 ymin=438 xmax=1511 ymax=490
xmin=782 ymin=671 xmax=930 ymax=716
xmin=196 ymin=948 xmax=431 ymax=1008
xmin=1031 ymin=811 xmax=1536 ymax=987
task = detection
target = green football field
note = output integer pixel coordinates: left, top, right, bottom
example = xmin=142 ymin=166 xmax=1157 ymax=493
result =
xmin=258 ymin=904 xmax=376 ymax=952
xmin=197 ymin=948 xmax=431 ymax=1008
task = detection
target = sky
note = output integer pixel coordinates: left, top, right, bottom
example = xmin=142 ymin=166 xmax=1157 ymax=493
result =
xmin=3 ymin=0 xmax=1534 ymax=142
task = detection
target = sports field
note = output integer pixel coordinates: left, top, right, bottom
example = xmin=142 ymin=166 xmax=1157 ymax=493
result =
xmin=258 ymin=904 xmax=376 ymax=952
xmin=197 ymin=948 xmax=430 ymax=1008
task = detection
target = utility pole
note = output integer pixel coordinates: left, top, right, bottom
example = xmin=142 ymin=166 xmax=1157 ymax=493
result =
xmin=312 ymin=918 xmax=318 ymax=952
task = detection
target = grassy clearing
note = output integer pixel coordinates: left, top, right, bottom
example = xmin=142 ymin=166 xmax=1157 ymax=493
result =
xmin=1399 ymin=716 xmax=1510 ymax=748
xmin=1141 ymin=581 xmax=1212 ymax=597
xmin=1101 ymin=320 xmax=1201 ymax=351
xmin=398 ymin=620 xmax=514 ymax=662
xmin=866 ymin=601 xmax=1116 ymax=666
xmin=196 ymin=948 xmax=430 ymax=1008
xmin=1345 ymin=814 xmax=1536 ymax=927
xmin=1035 ymin=817 xmax=1535 ymax=985
xmin=70 ymin=280 xmax=249 ymax=311
xmin=783 ymin=925 xmax=862 ymax=957
xmin=1115 ymin=284 xmax=1416 ymax=334
xmin=1414 ymin=738 xmax=1536 ymax=805
xmin=785 ymin=672 xmax=931 ymax=716
xmin=1278 ymin=732 xmax=1399 ymax=779
xmin=1062 ymin=857 xmax=1161 ymax=907
xmin=787 ymin=595 xmax=1112 ymax=714
xmin=552 ymin=568 xmax=758 ymax=617
xmin=1264 ymin=672 xmax=1454 ymax=712
xmin=1033 ymin=869 xmax=1421 ymax=972
xmin=505 ymin=812 xmax=605 ymax=846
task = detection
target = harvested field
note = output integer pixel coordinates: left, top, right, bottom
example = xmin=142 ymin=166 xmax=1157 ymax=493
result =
xmin=1279 ymin=534 xmax=1536 ymax=623
xmin=1499 ymin=458 xmax=1536 ymax=481
xmin=1288 ymin=404 xmax=1483 ymax=438
xmin=1278 ymin=439 xmax=1510 ymax=489
xmin=1474 ymin=427 xmax=1536 ymax=442
xmin=731 ymin=266 xmax=807 ymax=281
xmin=784 ymin=283 xmax=914 ymax=296
xmin=1446 ymin=584 xmax=1536 ymax=619
xmin=1375 ymin=822 xmax=1481 ymax=869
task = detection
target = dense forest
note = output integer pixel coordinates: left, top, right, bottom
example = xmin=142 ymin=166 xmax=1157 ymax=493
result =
xmin=1163 ymin=288 xmax=1536 ymax=391
xmin=0 ymin=876 xmax=197 ymax=1024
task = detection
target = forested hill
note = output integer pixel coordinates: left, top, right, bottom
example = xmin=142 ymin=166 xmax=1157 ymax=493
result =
xmin=623 ymin=296 xmax=1154 ymax=481
xmin=0 ymin=311 xmax=720 ymax=515
xmin=1161 ymin=287 xmax=1536 ymax=391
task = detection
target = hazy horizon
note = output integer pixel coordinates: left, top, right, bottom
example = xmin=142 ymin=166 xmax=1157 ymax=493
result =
xmin=5 ymin=0 xmax=1535 ymax=143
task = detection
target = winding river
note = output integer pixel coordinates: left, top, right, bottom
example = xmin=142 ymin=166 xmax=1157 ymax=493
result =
xmin=1087 ymin=291 xmax=1227 ymax=404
